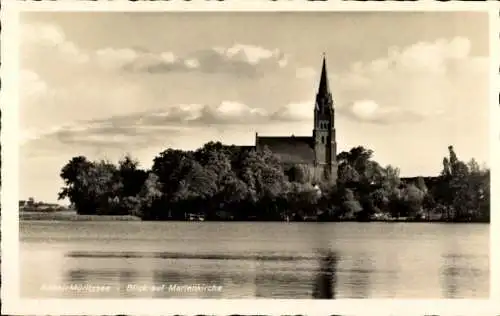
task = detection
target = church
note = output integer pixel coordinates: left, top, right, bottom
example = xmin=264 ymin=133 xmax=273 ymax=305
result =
xmin=241 ymin=56 xmax=338 ymax=183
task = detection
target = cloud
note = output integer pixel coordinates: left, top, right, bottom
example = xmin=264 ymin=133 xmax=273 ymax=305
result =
xmin=19 ymin=69 xmax=153 ymax=143
xmin=184 ymin=58 xmax=200 ymax=69
xmin=95 ymin=48 xmax=139 ymax=70
xmin=119 ymin=44 xmax=289 ymax=77
xmin=22 ymin=96 xmax=320 ymax=156
xmin=199 ymin=101 xmax=268 ymax=124
xmin=21 ymin=22 xmax=292 ymax=79
xmin=19 ymin=21 xmax=487 ymax=169
xmin=20 ymin=20 xmax=313 ymax=137
xmin=339 ymin=100 xmax=426 ymax=124
xmin=271 ymin=101 xmax=313 ymax=122
xmin=25 ymin=37 xmax=485 ymax=154
xmin=335 ymin=36 xmax=488 ymax=125
xmin=21 ymin=70 xmax=50 ymax=99
xmin=23 ymin=23 xmax=65 ymax=46
xmin=53 ymin=122 xmax=183 ymax=149
xmin=20 ymin=22 xmax=314 ymax=133
xmin=21 ymin=23 xmax=89 ymax=64
xmin=22 ymin=101 xmax=265 ymax=151
xmin=104 ymin=45 xmax=290 ymax=77
xmin=22 ymin=119 xmax=185 ymax=157
xmin=215 ymin=44 xmax=282 ymax=64
xmin=19 ymin=21 xmax=314 ymax=154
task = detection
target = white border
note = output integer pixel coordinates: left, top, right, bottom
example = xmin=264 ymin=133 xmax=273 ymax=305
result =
xmin=2 ymin=1 xmax=499 ymax=315
xmin=489 ymin=5 xmax=500 ymax=304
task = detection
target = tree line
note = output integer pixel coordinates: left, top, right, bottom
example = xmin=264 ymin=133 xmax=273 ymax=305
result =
xmin=58 ymin=142 xmax=490 ymax=222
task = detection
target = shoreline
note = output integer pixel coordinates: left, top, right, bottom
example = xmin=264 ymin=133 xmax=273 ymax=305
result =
xmin=18 ymin=211 xmax=489 ymax=223
xmin=19 ymin=211 xmax=141 ymax=221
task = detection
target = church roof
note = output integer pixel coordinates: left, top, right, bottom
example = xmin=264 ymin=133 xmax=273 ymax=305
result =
xmin=256 ymin=136 xmax=315 ymax=164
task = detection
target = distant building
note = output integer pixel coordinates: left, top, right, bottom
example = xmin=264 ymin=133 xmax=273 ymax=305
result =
xmin=232 ymin=56 xmax=338 ymax=182
xmin=400 ymin=176 xmax=441 ymax=188
xmin=19 ymin=198 xmax=65 ymax=212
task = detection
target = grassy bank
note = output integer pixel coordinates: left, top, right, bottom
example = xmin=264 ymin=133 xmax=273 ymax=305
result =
xmin=19 ymin=211 xmax=141 ymax=221
xmin=18 ymin=211 xmax=488 ymax=223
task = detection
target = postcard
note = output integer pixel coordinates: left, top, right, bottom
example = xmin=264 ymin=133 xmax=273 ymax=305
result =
xmin=1 ymin=0 xmax=498 ymax=315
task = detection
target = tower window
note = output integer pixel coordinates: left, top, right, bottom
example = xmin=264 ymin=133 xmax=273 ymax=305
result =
xmin=321 ymin=136 xmax=325 ymax=143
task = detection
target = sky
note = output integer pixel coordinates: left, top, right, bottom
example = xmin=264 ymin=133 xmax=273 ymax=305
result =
xmin=19 ymin=12 xmax=490 ymax=203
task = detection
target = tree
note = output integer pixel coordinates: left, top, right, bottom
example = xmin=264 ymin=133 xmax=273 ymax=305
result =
xmin=286 ymin=182 xmax=320 ymax=219
xmin=337 ymin=163 xmax=360 ymax=185
xmin=58 ymin=156 xmax=144 ymax=215
xmin=288 ymin=164 xmax=315 ymax=184
xmin=240 ymin=147 xmax=287 ymax=202
xmin=174 ymin=161 xmax=217 ymax=203
xmin=337 ymin=146 xmax=373 ymax=170
xmin=336 ymin=146 xmax=389 ymax=219
xmin=441 ymin=157 xmax=451 ymax=177
xmin=118 ymin=155 xmax=146 ymax=196
xmin=401 ymin=183 xmax=425 ymax=218
xmin=339 ymin=188 xmax=362 ymax=220
xmin=217 ymin=172 xmax=248 ymax=208
xmin=58 ymin=156 xmax=97 ymax=214
xmin=434 ymin=145 xmax=490 ymax=221
xmin=337 ymin=147 xmax=371 ymax=185
xmin=477 ymin=168 xmax=490 ymax=221
xmin=369 ymin=188 xmax=388 ymax=213
xmin=415 ymin=177 xmax=427 ymax=194
xmin=467 ymin=158 xmax=481 ymax=174
xmin=337 ymin=146 xmax=387 ymax=189
xmin=448 ymin=146 xmax=458 ymax=168
xmin=136 ymin=173 xmax=163 ymax=220
xmin=85 ymin=160 xmax=122 ymax=215
xmin=151 ymin=148 xmax=195 ymax=211
xmin=115 ymin=154 xmax=148 ymax=213
xmin=56 ymin=141 xmax=488 ymax=223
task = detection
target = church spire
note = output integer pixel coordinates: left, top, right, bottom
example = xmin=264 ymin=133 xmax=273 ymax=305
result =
xmin=318 ymin=53 xmax=330 ymax=96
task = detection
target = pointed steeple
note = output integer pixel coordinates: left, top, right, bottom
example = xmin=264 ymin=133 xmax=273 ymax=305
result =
xmin=318 ymin=53 xmax=330 ymax=96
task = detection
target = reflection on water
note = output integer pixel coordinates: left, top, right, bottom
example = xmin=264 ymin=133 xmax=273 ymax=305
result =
xmin=58 ymin=252 xmax=336 ymax=298
xmin=20 ymin=221 xmax=489 ymax=298
xmin=312 ymin=250 xmax=337 ymax=299
xmin=346 ymin=256 xmax=372 ymax=298
xmin=441 ymin=254 xmax=486 ymax=298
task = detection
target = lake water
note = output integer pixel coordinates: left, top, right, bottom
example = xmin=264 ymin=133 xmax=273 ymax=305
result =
xmin=20 ymin=221 xmax=489 ymax=299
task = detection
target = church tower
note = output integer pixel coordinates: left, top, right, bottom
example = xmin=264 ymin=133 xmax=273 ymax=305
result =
xmin=313 ymin=55 xmax=338 ymax=182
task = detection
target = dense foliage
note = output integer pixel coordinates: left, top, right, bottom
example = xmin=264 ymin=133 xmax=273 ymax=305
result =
xmin=58 ymin=143 xmax=490 ymax=222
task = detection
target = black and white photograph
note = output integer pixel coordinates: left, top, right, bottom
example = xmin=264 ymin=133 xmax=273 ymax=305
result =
xmin=14 ymin=9 xmax=491 ymax=303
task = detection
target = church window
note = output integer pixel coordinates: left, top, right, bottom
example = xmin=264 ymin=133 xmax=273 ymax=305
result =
xmin=321 ymin=136 xmax=325 ymax=143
